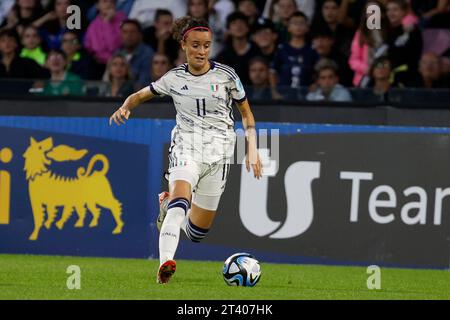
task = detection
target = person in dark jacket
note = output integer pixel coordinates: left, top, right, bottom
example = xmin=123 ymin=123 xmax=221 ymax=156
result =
xmin=60 ymin=30 xmax=96 ymax=80
xmin=0 ymin=28 xmax=48 ymax=80
xmin=386 ymin=0 xmax=423 ymax=77
xmin=312 ymin=28 xmax=354 ymax=87
xmin=216 ymin=11 xmax=262 ymax=85
xmin=143 ymin=9 xmax=180 ymax=64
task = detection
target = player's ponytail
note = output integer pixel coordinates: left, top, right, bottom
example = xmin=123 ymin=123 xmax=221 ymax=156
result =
xmin=172 ymin=16 xmax=211 ymax=43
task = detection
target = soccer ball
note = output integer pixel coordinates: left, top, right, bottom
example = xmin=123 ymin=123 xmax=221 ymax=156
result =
xmin=222 ymin=253 xmax=261 ymax=287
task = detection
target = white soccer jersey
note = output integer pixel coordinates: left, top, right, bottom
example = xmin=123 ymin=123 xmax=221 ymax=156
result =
xmin=149 ymin=61 xmax=246 ymax=165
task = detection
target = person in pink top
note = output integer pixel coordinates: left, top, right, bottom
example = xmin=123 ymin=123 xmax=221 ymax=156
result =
xmin=84 ymin=0 xmax=126 ymax=66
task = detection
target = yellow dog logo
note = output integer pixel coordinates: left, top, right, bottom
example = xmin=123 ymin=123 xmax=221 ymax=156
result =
xmin=23 ymin=137 xmax=124 ymax=241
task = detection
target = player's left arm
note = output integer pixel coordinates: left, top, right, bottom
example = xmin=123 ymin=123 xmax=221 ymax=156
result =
xmin=236 ymin=99 xmax=263 ymax=179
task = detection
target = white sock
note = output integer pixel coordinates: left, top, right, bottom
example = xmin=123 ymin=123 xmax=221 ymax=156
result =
xmin=162 ymin=198 xmax=190 ymax=238
xmin=180 ymin=210 xmax=191 ymax=234
xmin=159 ymin=206 xmax=185 ymax=265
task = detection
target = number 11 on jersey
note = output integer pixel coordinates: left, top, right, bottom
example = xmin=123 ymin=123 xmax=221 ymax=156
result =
xmin=196 ymin=98 xmax=206 ymax=117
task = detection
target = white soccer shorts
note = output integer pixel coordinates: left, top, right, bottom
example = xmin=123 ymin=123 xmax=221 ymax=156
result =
xmin=168 ymin=160 xmax=231 ymax=211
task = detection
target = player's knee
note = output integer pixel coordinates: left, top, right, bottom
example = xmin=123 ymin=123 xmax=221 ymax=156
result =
xmin=185 ymin=218 xmax=209 ymax=243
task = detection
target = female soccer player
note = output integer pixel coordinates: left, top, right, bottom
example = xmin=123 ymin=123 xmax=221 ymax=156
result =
xmin=109 ymin=16 xmax=262 ymax=284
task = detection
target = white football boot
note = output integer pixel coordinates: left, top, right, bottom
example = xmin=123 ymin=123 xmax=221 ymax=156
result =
xmin=156 ymin=191 xmax=170 ymax=232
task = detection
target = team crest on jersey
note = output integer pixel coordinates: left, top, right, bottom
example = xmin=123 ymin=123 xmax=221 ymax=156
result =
xmin=211 ymin=84 xmax=219 ymax=92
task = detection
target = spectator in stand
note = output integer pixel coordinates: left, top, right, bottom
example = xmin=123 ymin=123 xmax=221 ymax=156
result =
xmin=311 ymin=0 xmax=353 ymax=58
xmin=0 ymin=0 xmax=44 ymax=35
xmin=407 ymin=52 xmax=450 ymax=88
xmin=20 ymin=25 xmax=46 ymax=66
xmin=370 ymin=56 xmax=397 ymax=101
xmin=128 ymin=0 xmax=187 ymax=29
xmin=270 ymin=11 xmax=319 ymax=98
xmin=312 ymin=28 xmax=353 ymax=87
xmin=61 ymin=30 xmax=96 ymax=80
xmin=349 ymin=0 xmax=389 ymax=87
xmin=33 ymin=0 xmax=72 ymax=50
xmin=0 ymin=28 xmax=47 ymax=79
xmin=116 ymin=19 xmax=153 ymax=88
xmin=188 ymin=0 xmax=209 ymax=20
xmin=150 ymin=53 xmax=171 ymax=82
xmin=263 ymin=0 xmax=315 ymax=23
xmin=251 ymin=17 xmax=279 ymax=63
xmin=410 ymin=0 xmax=450 ymax=28
xmin=84 ymin=0 xmax=126 ymax=74
xmin=237 ymin=0 xmax=260 ymax=31
xmin=216 ymin=11 xmax=262 ymax=85
xmin=386 ymin=0 xmax=422 ymax=77
xmin=265 ymin=0 xmax=298 ymax=44
xmin=247 ymin=56 xmax=273 ymax=100
xmin=307 ymin=58 xmax=352 ymax=102
xmin=101 ymin=53 xmax=134 ymax=97
xmin=143 ymin=9 xmax=179 ymax=65
xmin=40 ymin=49 xmax=84 ymax=96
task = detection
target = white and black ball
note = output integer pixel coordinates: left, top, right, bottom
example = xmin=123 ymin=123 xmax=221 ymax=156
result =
xmin=222 ymin=253 xmax=261 ymax=287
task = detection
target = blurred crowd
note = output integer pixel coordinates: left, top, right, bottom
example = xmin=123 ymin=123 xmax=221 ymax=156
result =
xmin=0 ymin=0 xmax=449 ymax=102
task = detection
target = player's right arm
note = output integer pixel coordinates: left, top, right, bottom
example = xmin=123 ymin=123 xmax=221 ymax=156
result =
xmin=109 ymin=87 xmax=155 ymax=126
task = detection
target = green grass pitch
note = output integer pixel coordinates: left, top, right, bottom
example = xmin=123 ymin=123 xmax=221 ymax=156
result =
xmin=1 ymin=254 xmax=449 ymax=300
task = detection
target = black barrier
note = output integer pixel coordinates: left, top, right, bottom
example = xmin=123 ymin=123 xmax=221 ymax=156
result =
xmin=1 ymin=97 xmax=450 ymax=127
